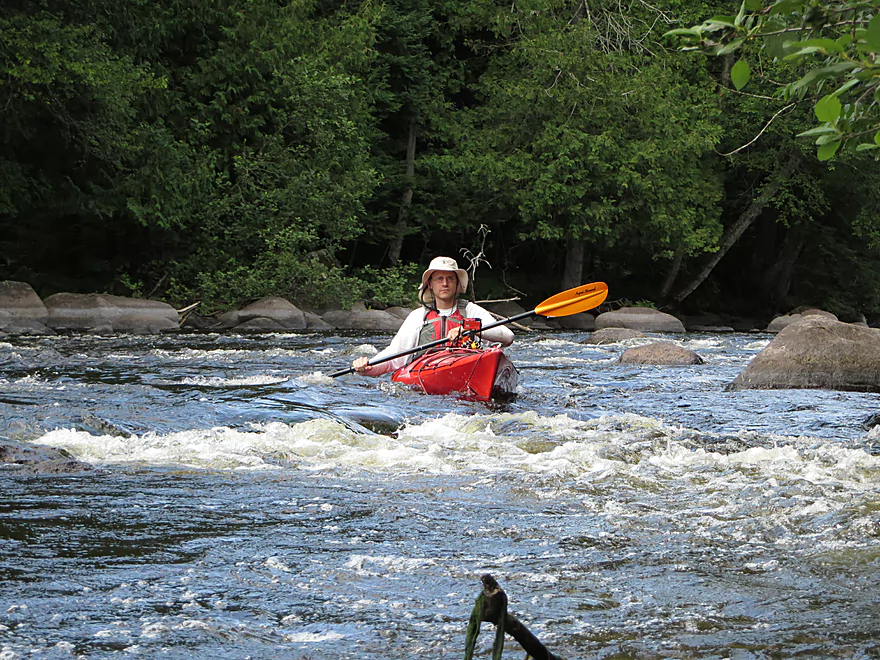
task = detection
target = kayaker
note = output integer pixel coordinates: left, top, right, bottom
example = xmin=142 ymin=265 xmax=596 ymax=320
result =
xmin=352 ymin=256 xmax=514 ymax=375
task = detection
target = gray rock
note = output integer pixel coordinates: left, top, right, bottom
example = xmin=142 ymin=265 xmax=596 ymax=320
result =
xmin=322 ymin=308 xmax=404 ymax=332
xmin=583 ymin=327 xmax=646 ymax=344
xmin=303 ymin=310 xmax=333 ymax=331
xmin=238 ymin=297 xmax=306 ymax=330
xmin=0 ymin=439 xmax=93 ymax=474
xmin=0 ymin=281 xmax=52 ymax=334
xmin=766 ymin=308 xmax=837 ymax=333
xmin=384 ymin=306 xmax=414 ymax=321
xmin=595 ymin=307 xmax=686 ymax=333
xmin=45 ymin=293 xmax=179 ymax=334
xmin=234 ymin=317 xmax=289 ymax=333
xmin=180 ymin=313 xmax=221 ymax=331
xmin=619 ymin=341 xmax=704 ymax=365
xmin=728 ymin=316 xmax=880 ymax=392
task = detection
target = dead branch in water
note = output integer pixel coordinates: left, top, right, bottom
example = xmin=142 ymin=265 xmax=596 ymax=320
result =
xmin=464 ymin=574 xmax=565 ymax=660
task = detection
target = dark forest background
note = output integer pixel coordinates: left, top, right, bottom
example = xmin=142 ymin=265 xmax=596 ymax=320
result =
xmin=3 ymin=0 xmax=880 ymax=322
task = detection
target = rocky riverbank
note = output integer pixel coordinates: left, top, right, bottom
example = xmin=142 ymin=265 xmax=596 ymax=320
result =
xmin=0 ymin=278 xmax=821 ymax=337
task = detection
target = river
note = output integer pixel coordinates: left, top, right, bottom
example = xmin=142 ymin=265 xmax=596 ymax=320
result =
xmin=1 ymin=330 xmax=879 ymax=658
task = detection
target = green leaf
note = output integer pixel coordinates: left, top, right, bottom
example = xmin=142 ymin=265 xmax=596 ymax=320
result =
xmin=786 ymin=38 xmax=844 ymax=54
xmin=855 ymin=143 xmax=879 ymax=151
xmin=770 ymin=0 xmax=806 ymax=14
xmin=796 ymin=125 xmax=838 ymax=137
xmin=664 ymin=28 xmax=702 ymax=39
xmin=705 ymin=15 xmax=736 ymax=28
xmin=730 ymin=59 xmax=751 ymax=90
xmin=764 ymin=33 xmax=789 ymax=59
xmin=783 ymin=46 xmax=824 ymax=59
xmin=814 ymin=95 xmax=841 ymax=123
xmin=744 ymin=0 xmax=763 ymax=9
xmin=791 ymin=61 xmax=859 ymax=93
xmin=817 ymin=140 xmax=840 ymax=161
xmin=815 ymin=133 xmax=840 ymax=146
xmin=735 ymin=0 xmax=747 ymax=27
xmin=832 ymin=79 xmax=860 ymax=96
xmin=717 ymin=38 xmax=745 ymax=55
xmin=867 ymin=14 xmax=880 ymax=50
xmin=875 ymin=130 xmax=880 ymax=146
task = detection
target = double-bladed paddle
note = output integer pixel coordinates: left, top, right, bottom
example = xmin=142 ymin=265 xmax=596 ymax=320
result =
xmin=328 ymin=281 xmax=608 ymax=378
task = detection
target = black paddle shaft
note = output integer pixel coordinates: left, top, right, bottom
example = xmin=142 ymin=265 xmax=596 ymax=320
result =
xmin=328 ymin=309 xmax=535 ymax=378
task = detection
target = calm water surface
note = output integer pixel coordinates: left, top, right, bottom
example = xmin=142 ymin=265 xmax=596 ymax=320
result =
xmin=1 ymin=330 xmax=879 ymax=658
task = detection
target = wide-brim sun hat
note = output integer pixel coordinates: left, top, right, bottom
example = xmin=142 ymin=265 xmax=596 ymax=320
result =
xmin=419 ymin=256 xmax=468 ymax=304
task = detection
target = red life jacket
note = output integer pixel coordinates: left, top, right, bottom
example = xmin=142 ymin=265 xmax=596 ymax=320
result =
xmin=418 ymin=300 xmax=469 ymax=344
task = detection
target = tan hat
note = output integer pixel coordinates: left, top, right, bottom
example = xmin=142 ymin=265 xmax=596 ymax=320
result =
xmin=419 ymin=256 xmax=468 ymax=304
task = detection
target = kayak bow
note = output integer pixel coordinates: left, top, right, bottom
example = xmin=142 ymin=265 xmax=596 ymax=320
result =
xmin=391 ymin=346 xmax=518 ymax=401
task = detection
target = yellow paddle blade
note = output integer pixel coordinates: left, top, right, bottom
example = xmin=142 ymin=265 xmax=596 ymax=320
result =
xmin=535 ymin=282 xmax=608 ymax=317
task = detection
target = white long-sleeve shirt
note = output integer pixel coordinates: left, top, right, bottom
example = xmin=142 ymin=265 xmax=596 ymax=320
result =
xmin=367 ymin=302 xmax=514 ymax=375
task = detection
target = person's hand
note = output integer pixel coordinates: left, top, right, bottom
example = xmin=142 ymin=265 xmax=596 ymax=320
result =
xmin=352 ymin=356 xmax=373 ymax=374
xmin=447 ymin=326 xmax=464 ymax=343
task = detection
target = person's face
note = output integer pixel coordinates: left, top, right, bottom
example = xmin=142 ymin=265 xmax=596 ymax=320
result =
xmin=429 ymin=272 xmax=459 ymax=305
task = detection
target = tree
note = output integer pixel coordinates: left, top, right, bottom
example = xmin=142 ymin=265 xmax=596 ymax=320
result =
xmin=666 ymin=0 xmax=880 ymax=160
xmin=0 ymin=8 xmax=164 ymax=289
xmin=438 ymin=0 xmax=725 ymax=295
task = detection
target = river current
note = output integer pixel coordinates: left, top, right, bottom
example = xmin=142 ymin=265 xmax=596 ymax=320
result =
xmin=1 ymin=329 xmax=878 ymax=659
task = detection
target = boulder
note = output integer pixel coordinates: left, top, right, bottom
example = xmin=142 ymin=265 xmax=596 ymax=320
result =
xmin=583 ymin=327 xmax=645 ymax=344
xmin=45 ymin=293 xmax=179 ymax=334
xmin=237 ymin=297 xmax=306 ymax=330
xmin=384 ymin=306 xmax=414 ymax=321
xmin=619 ymin=341 xmax=704 ymax=365
xmin=728 ymin=315 xmax=880 ymax=392
xmin=0 ymin=281 xmax=52 ymax=335
xmin=0 ymin=439 xmax=92 ymax=474
xmin=234 ymin=317 xmax=290 ymax=333
xmin=303 ymin=311 xmax=333 ymax=331
xmin=180 ymin=312 xmax=221 ymax=331
xmin=766 ymin=308 xmax=837 ymax=333
xmin=322 ymin=305 xmax=404 ymax=332
xmin=595 ymin=307 xmax=685 ymax=333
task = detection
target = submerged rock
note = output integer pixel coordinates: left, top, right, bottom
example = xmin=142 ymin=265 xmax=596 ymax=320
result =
xmin=729 ymin=316 xmax=880 ymax=392
xmin=583 ymin=327 xmax=645 ymax=344
xmin=619 ymin=341 xmax=704 ymax=365
xmin=0 ymin=439 xmax=93 ymax=474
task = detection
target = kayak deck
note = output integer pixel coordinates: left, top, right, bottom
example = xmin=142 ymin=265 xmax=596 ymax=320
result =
xmin=391 ymin=345 xmax=518 ymax=401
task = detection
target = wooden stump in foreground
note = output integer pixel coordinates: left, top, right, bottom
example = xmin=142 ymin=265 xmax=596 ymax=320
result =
xmin=463 ymin=574 xmax=565 ymax=660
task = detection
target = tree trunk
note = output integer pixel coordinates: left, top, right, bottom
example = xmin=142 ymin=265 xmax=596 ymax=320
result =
xmin=670 ymin=153 xmax=800 ymax=305
xmin=562 ymin=234 xmax=584 ymax=290
xmin=387 ymin=119 xmax=417 ymax=266
xmin=761 ymin=227 xmax=804 ymax=312
xmin=660 ymin=248 xmax=683 ymax=302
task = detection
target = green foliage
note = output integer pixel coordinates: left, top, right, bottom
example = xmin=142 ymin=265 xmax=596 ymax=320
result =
xmin=437 ymin=0 xmax=725 ymax=283
xmin=619 ymin=299 xmax=658 ymax=309
xmin=2 ymin=0 xmax=880 ymax=321
xmin=666 ymin=0 xmax=880 ymax=159
xmin=353 ymin=263 xmax=421 ymax=307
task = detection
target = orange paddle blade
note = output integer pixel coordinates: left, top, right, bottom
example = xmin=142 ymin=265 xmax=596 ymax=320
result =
xmin=535 ymin=282 xmax=608 ymax=317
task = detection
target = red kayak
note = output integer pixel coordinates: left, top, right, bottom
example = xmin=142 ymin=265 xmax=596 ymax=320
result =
xmin=391 ymin=345 xmax=518 ymax=401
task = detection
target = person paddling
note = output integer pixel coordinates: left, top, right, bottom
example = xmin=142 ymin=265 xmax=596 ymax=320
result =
xmin=352 ymin=256 xmax=513 ymax=376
